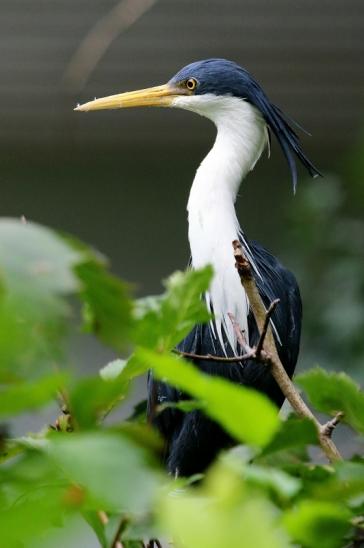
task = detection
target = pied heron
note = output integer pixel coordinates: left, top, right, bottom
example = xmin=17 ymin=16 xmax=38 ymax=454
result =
xmin=76 ymin=59 xmax=320 ymax=476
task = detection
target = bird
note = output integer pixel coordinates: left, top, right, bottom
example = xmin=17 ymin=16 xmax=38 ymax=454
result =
xmin=75 ymin=58 xmax=320 ymax=476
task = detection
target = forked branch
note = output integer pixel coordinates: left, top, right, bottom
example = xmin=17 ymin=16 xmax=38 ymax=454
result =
xmin=232 ymin=239 xmax=342 ymax=463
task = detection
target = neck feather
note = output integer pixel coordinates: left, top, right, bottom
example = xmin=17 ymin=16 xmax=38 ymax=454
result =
xmin=186 ymin=97 xmax=267 ymax=350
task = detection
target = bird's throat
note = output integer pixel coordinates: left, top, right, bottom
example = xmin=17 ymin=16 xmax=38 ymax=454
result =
xmin=186 ymin=98 xmax=267 ymax=350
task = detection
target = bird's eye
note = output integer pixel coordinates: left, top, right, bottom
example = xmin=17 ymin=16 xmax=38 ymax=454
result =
xmin=186 ymin=78 xmax=197 ymax=91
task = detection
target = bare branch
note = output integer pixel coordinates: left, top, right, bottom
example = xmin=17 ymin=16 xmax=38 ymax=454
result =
xmin=320 ymin=412 xmax=344 ymax=438
xmin=173 ymin=349 xmax=254 ymax=363
xmin=232 ymin=239 xmax=343 ymax=463
xmin=63 ymin=0 xmax=158 ymax=93
xmin=111 ymin=516 xmax=128 ymax=548
xmin=255 ymin=298 xmax=280 ymax=357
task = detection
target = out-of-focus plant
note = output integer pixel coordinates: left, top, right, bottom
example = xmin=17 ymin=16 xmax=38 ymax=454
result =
xmin=284 ymin=175 xmax=364 ymax=375
xmin=0 ymin=218 xmax=364 ymax=548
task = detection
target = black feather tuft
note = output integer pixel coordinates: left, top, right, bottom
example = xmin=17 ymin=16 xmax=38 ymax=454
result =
xmin=246 ymin=86 xmax=322 ymax=192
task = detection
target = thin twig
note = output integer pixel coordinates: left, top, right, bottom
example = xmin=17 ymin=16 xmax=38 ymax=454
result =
xmin=227 ymin=312 xmax=250 ymax=353
xmin=232 ymin=239 xmax=343 ymax=463
xmin=320 ymin=412 xmax=344 ymax=438
xmin=255 ymin=298 xmax=280 ymax=357
xmin=63 ymin=0 xmax=158 ymax=93
xmin=173 ymin=349 xmax=253 ymax=363
xmin=111 ymin=516 xmax=128 ymax=548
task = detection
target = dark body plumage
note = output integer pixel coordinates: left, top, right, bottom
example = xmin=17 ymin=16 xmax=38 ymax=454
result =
xmin=148 ymin=238 xmax=302 ymax=476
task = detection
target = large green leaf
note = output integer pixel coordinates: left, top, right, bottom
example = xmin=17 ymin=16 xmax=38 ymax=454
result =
xmin=75 ymin=260 xmax=133 ymax=352
xmin=282 ymin=500 xmax=352 ymax=548
xmin=297 ymin=367 xmax=364 ymax=433
xmin=0 ymin=219 xmax=81 ymax=296
xmin=70 ymin=355 xmax=150 ymax=427
xmin=133 ymin=267 xmax=212 ymax=351
xmin=46 ymin=432 xmax=160 ymax=514
xmin=136 ymin=349 xmax=279 ymax=447
xmin=0 ymin=373 xmax=66 ymax=418
xmin=0 ymin=219 xmax=84 ymax=378
xmin=160 ymin=459 xmax=289 ymax=548
xmin=262 ymin=416 xmax=319 ymax=456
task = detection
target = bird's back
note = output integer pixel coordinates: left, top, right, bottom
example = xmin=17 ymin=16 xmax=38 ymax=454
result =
xmin=147 ymin=238 xmax=302 ymax=476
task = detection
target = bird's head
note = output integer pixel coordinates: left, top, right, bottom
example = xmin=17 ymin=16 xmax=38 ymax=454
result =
xmin=75 ymin=58 xmax=320 ymax=190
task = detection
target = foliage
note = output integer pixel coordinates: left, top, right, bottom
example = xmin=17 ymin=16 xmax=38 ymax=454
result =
xmin=0 ymin=218 xmax=363 ymax=547
xmin=284 ymin=176 xmax=364 ymax=375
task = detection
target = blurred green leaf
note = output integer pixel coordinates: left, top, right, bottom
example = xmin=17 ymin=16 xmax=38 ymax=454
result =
xmin=136 ymin=349 xmax=279 ymax=447
xmin=75 ymin=261 xmax=133 ymax=352
xmin=262 ymin=416 xmax=319 ymax=455
xmin=282 ymin=500 xmax=352 ymax=548
xmin=311 ymin=460 xmax=364 ymax=506
xmin=160 ymin=489 xmax=289 ymax=548
xmin=100 ymin=358 xmax=127 ymax=381
xmin=83 ymin=510 xmax=108 ymax=548
xmin=0 ymin=373 xmax=66 ymax=417
xmin=0 ymin=486 xmax=66 ymax=547
xmin=158 ymin=399 xmax=204 ymax=413
xmin=0 ymin=219 xmax=85 ymax=378
xmin=297 ymin=367 xmax=364 ymax=433
xmin=133 ymin=267 xmax=212 ymax=351
xmin=0 ymin=219 xmax=81 ymax=295
xmin=243 ymin=464 xmax=301 ymax=500
xmin=70 ymin=355 xmax=149 ymax=427
xmin=46 ymin=432 xmax=160 ymax=514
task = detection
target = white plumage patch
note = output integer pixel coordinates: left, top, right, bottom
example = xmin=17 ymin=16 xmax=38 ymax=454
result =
xmin=173 ymin=94 xmax=268 ymax=352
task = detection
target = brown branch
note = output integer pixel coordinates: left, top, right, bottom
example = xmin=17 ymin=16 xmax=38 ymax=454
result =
xmin=255 ymin=298 xmax=280 ymax=357
xmin=173 ymin=349 xmax=254 ymax=363
xmin=63 ymin=0 xmax=158 ymax=94
xmin=111 ymin=516 xmax=128 ymax=548
xmin=320 ymin=412 xmax=344 ymax=438
xmin=232 ymin=239 xmax=343 ymax=463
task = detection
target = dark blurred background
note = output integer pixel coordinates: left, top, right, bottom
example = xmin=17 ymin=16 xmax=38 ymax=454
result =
xmin=1 ymin=1 xmax=364 ymax=402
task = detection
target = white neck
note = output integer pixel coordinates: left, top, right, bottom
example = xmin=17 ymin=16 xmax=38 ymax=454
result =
xmin=173 ymin=95 xmax=268 ymax=350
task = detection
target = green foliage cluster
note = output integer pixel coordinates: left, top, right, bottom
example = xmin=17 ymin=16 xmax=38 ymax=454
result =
xmin=1 ymin=218 xmax=364 ymax=547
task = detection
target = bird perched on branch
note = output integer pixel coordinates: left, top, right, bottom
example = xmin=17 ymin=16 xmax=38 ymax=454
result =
xmin=76 ymin=59 xmax=320 ymax=476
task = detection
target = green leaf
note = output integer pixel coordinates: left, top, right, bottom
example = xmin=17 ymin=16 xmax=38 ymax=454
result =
xmin=136 ymin=349 xmax=279 ymax=447
xmin=83 ymin=510 xmax=108 ymax=548
xmin=0 ymin=374 xmax=66 ymax=417
xmin=0 ymin=219 xmax=85 ymax=378
xmin=46 ymin=432 xmax=160 ymax=514
xmin=263 ymin=416 xmax=319 ymax=455
xmin=297 ymin=367 xmax=364 ymax=433
xmin=75 ymin=260 xmax=133 ymax=352
xmin=311 ymin=460 xmax=364 ymax=505
xmin=282 ymin=500 xmax=352 ymax=548
xmin=0 ymin=219 xmax=81 ymax=296
xmin=70 ymin=355 xmax=150 ymax=428
xmin=158 ymin=399 xmax=204 ymax=414
xmin=133 ymin=267 xmax=212 ymax=351
xmin=160 ymin=489 xmax=289 ymax=548
xmin=243 ymin=464 xmax=301 ymax=500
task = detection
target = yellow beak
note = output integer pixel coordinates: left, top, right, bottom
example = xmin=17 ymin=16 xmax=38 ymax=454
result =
xmin=74 ymin=83 xmax=183 ymax=112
